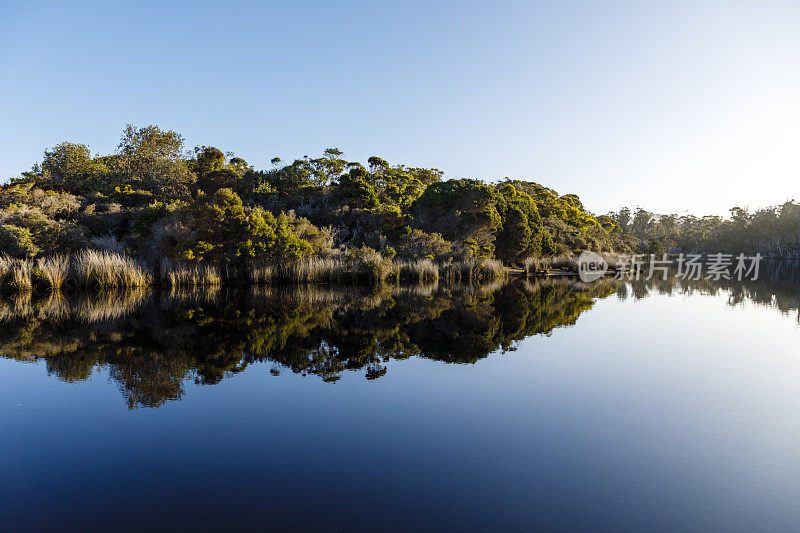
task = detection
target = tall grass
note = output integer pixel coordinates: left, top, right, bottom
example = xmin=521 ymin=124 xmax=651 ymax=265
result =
xmin=272 ymin=253 xmax=396 ymax=285
xmin=74 ymin=250 xmax=150 ymax=288
xmin=523 ymin=257 xmax=546 ymax=276
xmin=159 ymin=259 xmax=221 ymax=287
xmin=275 ymin=257 xmax=346 ymax=283
xmin=247 ymin=261 xmax=274 ymax=284
xmin=0 ymin=251 xmax=510 ymax=292
xmin=355 ymin=249 xmax=396 ymax=284
xmin=397 ymin=259 xmax=439 ymax=283
xmin=35 ymin=255 xmax=70 ymax=290
xmin=444 ymin=258 xmax=505 ymax=283
xmin=547 ymin=255 xmax=578 ymax=272
xmin=9 ymin=259 xmax=34 ymax=292
xmin=0 ymin=255 xmax=12 ymax=284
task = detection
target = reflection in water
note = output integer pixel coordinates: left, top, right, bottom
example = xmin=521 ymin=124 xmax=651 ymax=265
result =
xmin=1 ymin=261 xmax=798 ymax=409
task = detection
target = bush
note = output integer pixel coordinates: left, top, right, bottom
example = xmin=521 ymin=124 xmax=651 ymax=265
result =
xmin=0 ymin=225 xmax=39 ymax=258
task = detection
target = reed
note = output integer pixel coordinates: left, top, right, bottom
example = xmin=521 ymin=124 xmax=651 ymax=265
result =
xmin=35 ymin=255 xmax=70 ymax=290
xmin=451 ymin=258 xmax=506 ymax=283
xmin=281 ymin=257 xmax=343 ymax=283
xmin=397 ymin=259 xmax=439 ymax=283
xmin=247 ymin=261 xmax=274 ymax=284
xmin=9 ymin=259 xmax=34 ymax=292
xmin=159 ymin=259 xmax=221 ymax=287
xmin=0 ymin=255 xmax=12 ymax=284
xmin=523 ymin=257 xmax=547 ymax=276
xmin=547 ymin=254 xmax=579 ymax=272
xmin=74 ymin=250 xmax=150 ymax=288
xmin=355 ymin=249 xmax=396 ymax=284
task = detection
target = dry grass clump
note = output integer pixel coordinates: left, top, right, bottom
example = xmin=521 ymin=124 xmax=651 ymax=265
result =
xmin=547 ymin=255 xmax=578 ymax=272
xmin=523 ymin=255 xmax=583 ymax=275
xmin=523 ymin=257 xmax=547 ymax=276
xmin=74 ymin=250 xmax=150 ymax=288
xmin=276 ymin=257 xmax=345 ymax=283
xmin=443 ymin=258 xmax=506 ymax=283
xmin=35 ymin=255 xmax=70 ymax=290
xmin=397 ymin=259 xmax=439 ymax=283
xmin=9 ymin=259 xmax=34 ymax=291
xmin=248 ymin=262 xmax=274 ymax=284
xmin=0 ymin=255 xmax=13 ymax=284
xmin=159 ymin=259 xmax=221 ymax=287
xmin=274 ymin=252 xmax=396 ymax=285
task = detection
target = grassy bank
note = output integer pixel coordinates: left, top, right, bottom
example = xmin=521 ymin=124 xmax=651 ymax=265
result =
xmin=0 ymin=251 xmax=510 ymax=293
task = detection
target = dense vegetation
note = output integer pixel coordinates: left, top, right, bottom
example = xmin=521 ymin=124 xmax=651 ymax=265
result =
xmin=0 ymin=125 xmax=628 ymax=288
xmin=609 ymin=204 xmax=800 ymax=257
xmin=3 ymin=124 xmax=797 ymax=292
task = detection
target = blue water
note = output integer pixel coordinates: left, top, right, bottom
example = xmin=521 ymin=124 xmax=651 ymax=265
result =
xmin=3 ymin=280 xmax=800 ymax=531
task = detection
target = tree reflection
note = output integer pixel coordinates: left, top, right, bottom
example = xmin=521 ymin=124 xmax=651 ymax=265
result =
xmin=2 ymin=268 xmax=797 ymax=408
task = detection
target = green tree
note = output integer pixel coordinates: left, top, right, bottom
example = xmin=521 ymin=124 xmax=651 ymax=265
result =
xmin=115 ymin=124 xmax=192 ymax=199
xmin=338 ymin=167 xmax=379 ymax=208
xmin=412 ymin=179 xmax=501 ymax=257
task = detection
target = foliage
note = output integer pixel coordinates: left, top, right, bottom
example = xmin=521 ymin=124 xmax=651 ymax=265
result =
xmin=610 ymin=202 xmax=800 ymax=257
xmin=0 ymin=124 xmax=685 ymax=273
xmin=0 ymin=225 xmax=39 ymax=258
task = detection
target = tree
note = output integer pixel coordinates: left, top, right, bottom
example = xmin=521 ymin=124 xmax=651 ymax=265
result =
xmin=309 ymin=147 xmax=346 ymax=185
xmin=338 ymin=167 xmax=379 ymax=208
xmin=115 ymin=124 xmax=192 ymax=199
xmin=412 ymin=179 xmax=501 ymax=257
xmin=495 ymin=185 xmax=545 ymax=263
xmin=193 ymin=146 xmax=225 ymax=175
xmin=197 ymin=169 xmax=242 ymax=194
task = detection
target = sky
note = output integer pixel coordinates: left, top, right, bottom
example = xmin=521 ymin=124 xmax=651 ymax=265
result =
xmin=1 ymin=0 xmax=798 ymax=216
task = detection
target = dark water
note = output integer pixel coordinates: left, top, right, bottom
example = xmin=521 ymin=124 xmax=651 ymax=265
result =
xmin=3 ymin=266 xmax=800 ymax=531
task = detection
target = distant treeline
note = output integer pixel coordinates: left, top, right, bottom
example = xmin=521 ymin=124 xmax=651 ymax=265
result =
xmin=609 ymin=205 xmax=800 ymax=258
xmin=1 ymin=124 xmax=797 ymax=280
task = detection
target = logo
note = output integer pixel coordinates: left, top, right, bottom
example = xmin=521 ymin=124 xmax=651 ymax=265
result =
xmin=577 ymin=251 xmax=608 ymax=282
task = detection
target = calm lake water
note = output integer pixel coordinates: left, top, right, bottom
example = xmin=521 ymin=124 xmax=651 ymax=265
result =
xmin=3 ymin=267 xmax=800 ymax=531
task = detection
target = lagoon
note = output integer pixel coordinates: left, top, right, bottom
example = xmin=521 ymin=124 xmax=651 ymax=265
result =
xmin=3 ymin=272 xmax=800 ymax=530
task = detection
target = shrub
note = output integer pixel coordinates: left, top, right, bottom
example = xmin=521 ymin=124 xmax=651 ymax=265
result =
xmin=0 ymin=224 xmax=39 ymax=258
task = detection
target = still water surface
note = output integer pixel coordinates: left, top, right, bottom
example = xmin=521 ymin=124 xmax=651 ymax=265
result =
xmin=3 ymin=271 xmax=800 ymax=531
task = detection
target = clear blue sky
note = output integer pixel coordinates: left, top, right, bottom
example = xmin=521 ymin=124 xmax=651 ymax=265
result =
xmin=1 ymin=0 xmax=798 ymax=216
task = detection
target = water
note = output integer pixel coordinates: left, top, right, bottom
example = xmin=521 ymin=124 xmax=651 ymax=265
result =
xmin=3 ymin=270 xmax=800 ymax=531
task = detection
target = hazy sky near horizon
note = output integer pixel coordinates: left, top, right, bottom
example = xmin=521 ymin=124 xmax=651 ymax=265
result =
xmin=1 ymin=0 xmax=798 ymax=216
